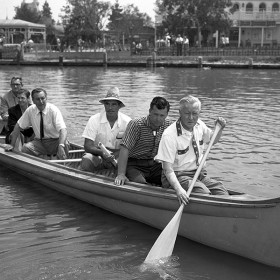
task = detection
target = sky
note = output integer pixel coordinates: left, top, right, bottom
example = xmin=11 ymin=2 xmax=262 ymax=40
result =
xmin=0 ymin=0 xmax=156 ymax=21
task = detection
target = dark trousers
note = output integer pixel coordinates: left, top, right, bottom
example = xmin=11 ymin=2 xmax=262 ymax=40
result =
xmin=126 ymin=158 xmax=162 ymax=185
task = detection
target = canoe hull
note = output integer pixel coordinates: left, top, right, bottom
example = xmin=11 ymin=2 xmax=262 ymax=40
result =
xmin=0 ymin=144 xmax=280 ymax=269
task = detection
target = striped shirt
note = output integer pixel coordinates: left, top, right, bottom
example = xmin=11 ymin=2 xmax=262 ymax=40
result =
xmin=18 ymin=103 xmax=66 ymax=139
xmin=121 ymin=116 xmax=173 ymax=159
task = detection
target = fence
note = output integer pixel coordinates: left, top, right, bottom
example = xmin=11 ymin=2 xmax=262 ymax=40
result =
xmin=138 ymin=45 xmax=280 ymax=57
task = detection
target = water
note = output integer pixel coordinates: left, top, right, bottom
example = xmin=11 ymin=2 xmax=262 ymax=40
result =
xmin=0 ymin=66 xmax=280 ymax=279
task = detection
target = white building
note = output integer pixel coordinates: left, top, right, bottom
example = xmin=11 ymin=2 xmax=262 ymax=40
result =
xmin=0 ymin=19 xmax=46 ymax=44
xmin=230 ymin=0 xmax=280 ymax=47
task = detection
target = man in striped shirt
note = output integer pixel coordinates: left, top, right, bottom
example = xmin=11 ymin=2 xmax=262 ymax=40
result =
xmin=115 ymin=96 xmax=173 ymax=186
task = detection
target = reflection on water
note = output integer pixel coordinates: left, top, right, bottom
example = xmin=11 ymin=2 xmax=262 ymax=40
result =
xmin=0 ymin=66 xmax=280 ymax=279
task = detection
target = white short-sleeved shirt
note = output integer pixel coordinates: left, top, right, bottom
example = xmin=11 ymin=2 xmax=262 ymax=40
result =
xmin=18 ymin=103 xmax=66 ymax=139
xmin=155 ymin=119 xmax=212 ymax=171
xmin=82 ymin=110 xmax=131 ymax=149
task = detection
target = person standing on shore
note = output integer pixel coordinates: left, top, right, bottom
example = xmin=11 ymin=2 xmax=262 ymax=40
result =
xmin=175 ymin=34 xmax=183 ymax=56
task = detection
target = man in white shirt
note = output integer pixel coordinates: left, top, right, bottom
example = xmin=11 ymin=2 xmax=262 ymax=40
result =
xmin=80 ymin=87 xmax=131 ymax=172
xmin=6 ymin=88 xmax=68 ymax=159
xmin=175 ymin=34 xmax=183 ymax=56
xmin=155 ymin=95 xmax=229 ymax=205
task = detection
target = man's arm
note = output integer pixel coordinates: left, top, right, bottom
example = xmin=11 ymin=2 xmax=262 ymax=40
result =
xmin=7 ymin=108 xmax=18 ymax=132
xmin=84 ymin=138 xmax=103 ymax=157
xmin=4 ymin=123 xmax=21 ymax=151
xmin=114 ymin=146 xmax=129 ymax=185
xmin=84 ymin=138 xmax=115 ymax=164
xmin=213 ymin=117 xmax=226 ymax=144
xmin=57 ymin=128 xmax=67 ymax=159
xmin=0 ymin=96 xmax=9 ymax=120
xmin=162 ymin=162 xmax=189 ymax=205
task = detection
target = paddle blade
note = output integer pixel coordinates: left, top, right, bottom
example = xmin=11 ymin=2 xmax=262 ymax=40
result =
xmin=145 ymin=204 xmax=184 ymax=262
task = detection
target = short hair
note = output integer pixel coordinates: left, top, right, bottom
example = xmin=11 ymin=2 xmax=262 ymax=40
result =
xmin=179 ymin=95 xmax=201 ymax=111
xmin=31 ymin=88 xmax=47 ymax=99
xmin=150 ymin=96 xmax=170 ymax=112
xmin=17 ymin=88 xmax=30 ymax=99
xmin=10 ymin=76 xmax=23 ymax=85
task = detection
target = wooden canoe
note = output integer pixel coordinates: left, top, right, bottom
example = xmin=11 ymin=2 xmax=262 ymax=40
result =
xmin=0 ymin=141 xmax=279 ymax=269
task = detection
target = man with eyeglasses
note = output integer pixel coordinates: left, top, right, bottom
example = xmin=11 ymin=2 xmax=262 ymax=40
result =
xmin=0 ymin=77 xmax=23 ymax=134
xmin=80 ymin=87 xmax=131 ymax=173
xmin=155 ymin=95 xmax=229 ymax=205
xmin=5 ymin=88 xmax=68 ymax=160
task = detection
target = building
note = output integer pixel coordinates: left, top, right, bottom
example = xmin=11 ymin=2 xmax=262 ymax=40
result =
xmin=0 ymin=19 xmax=46 ymax=44
xmin=230 ymin=0 xmax=280 ymax=47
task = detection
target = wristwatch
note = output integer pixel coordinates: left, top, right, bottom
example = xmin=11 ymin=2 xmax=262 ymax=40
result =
xmin=59 ymin=143 xmax=65 ymax=148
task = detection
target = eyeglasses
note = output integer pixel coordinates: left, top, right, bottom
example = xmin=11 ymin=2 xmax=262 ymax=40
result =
xmin=11 ymin=83 xmax=22 ymax=86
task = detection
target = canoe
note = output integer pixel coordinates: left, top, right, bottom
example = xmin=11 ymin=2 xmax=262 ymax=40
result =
xmin=0 ymin=140 xmax=280 ymax=269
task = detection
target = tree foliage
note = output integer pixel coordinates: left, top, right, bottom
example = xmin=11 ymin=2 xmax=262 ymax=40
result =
xmin=156 ymin=0 xmax=233 ymax=46
xmin=61 ymin=0 xmax=110 ymax=45
xmin=14 ymin=3 xmax=41 ymax=23
xmin=107 ymin=1 xmax=152 ymax=43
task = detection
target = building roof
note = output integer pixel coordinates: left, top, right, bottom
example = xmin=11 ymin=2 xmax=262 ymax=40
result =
xmin=0 ymin=19 xmax=45 ymax=28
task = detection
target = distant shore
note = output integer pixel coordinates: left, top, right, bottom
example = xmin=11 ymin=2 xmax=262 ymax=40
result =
xmin=1 ymin=51 xmax=280 ymax=69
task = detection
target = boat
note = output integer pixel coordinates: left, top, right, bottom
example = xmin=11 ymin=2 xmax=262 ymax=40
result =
xmin=0 ymin=139 xmax=279 ymax=269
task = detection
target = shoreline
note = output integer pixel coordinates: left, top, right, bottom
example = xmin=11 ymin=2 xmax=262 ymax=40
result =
xmin=1 ymin=53 xmax=280 ymax=69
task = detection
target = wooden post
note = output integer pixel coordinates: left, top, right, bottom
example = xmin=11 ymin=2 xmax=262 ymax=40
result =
xmin=248 ymin=58 xmax=253 ymax=69
xmin=103 ymin=51 xmax=107 ymax=66
xmin=59 ymin=55 xmax=63 ymax=66
xmin=198 ymin=56 xmax=203 ymax=68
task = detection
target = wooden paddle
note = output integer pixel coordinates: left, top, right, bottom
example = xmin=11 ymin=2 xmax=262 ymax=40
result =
xmin=144 ymin=122 xmax=222 ymax=262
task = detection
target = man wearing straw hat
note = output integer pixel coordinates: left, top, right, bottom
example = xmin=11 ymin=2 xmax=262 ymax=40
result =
xmin=80 ymin=87 xmax=131 ymax=172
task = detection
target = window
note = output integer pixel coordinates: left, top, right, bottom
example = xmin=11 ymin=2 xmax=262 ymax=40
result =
xmin=233 ymin=3 xmax=240 ymax=11
xmin=246 ymin=3 xmax=253 ymax=13
xmin=272 ymin=3 xmax=279 ymax=12
xmin=259 ymin=3 xmax=266 ymax=12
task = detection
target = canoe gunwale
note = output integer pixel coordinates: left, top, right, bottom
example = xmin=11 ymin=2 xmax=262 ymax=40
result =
xmin=1 ymin=143 xmax=280 ymax=268
xmin=0 ymin=143 xmax=279 ymax=210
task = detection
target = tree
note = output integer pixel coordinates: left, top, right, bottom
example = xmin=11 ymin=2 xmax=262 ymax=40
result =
xmin=41 ymin=1 xmax=53 ymax=21
xmin=61 ymin=0 xmax=110 ymax=46
xmin=156 ymin=0 xmax=233 ymax=47
xmin=41 ymin=1 xmax=58 ymax=47
xmin=107 ymin=1 xmax=153 ymax=44
xmin=14 ymin=2 xmax=41 ymax=23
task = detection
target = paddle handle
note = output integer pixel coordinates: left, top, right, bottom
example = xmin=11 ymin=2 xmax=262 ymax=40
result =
xmin=186 ymin=122 xmax=222 ymax=197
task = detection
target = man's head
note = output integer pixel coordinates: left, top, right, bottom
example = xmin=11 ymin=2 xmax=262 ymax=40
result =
xmin=179 ymin=95 xmax=201 ymax=131
xmin=31 ymin=88 xmax=47 ymax=112
xmin=99 ymin=87 xmax=124 ymax=119
xmin=10 ymin=77 xmax=23 ymax=94
xmin=149 ymin=96 xmax=170 ymax=129
xmin=17 ymin=89 xmax=31 ymax=107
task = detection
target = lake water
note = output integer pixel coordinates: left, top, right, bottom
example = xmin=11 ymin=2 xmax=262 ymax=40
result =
xmin=0 ymin=65 xmax=279 ymax=279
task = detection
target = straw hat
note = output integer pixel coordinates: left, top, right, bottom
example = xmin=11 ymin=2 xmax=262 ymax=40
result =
xmin=99 ymin=87 xmax=125 ymax=108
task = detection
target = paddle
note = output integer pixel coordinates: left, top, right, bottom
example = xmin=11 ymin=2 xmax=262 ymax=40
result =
xmin=144 ymin=122 xmax=222 ymax=262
